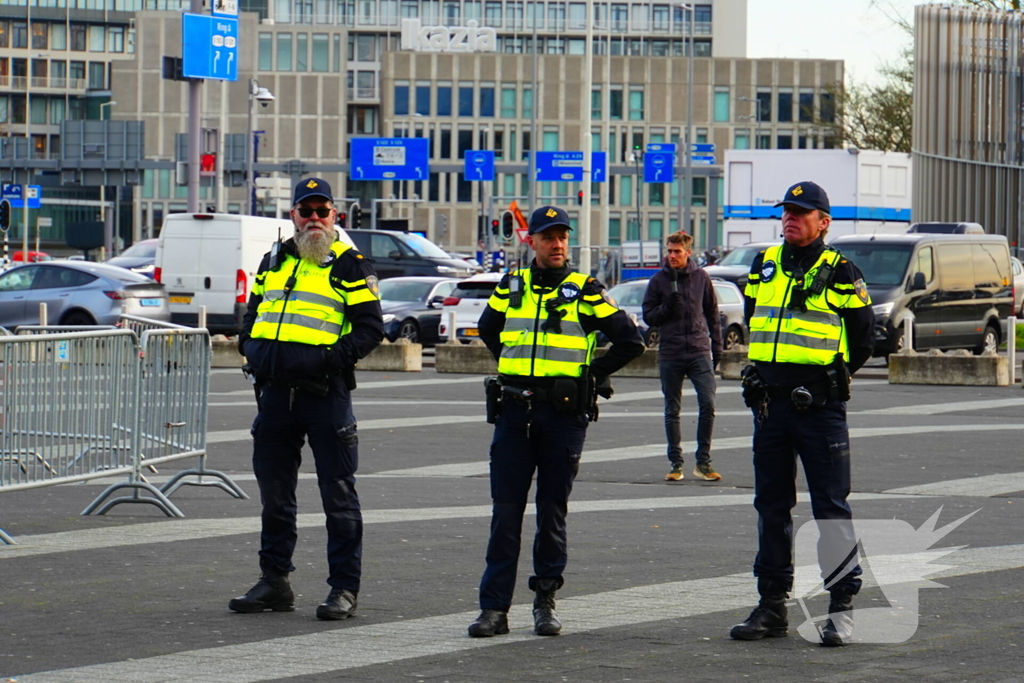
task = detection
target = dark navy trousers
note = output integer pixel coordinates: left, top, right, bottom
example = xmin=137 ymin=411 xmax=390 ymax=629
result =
xmin=751 ymin=397 xmax=862 ymax=596
xmin=251 ymin=382 xmax=363 ymax=593
xmin=479 ymin=400 xmax=586 ymax=612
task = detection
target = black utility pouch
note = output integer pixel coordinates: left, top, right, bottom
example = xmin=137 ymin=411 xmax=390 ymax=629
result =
xmin=550 ymin=377 xmax=579 ymax=412
xmin=484 ymin=376 xmax=502 ymax=424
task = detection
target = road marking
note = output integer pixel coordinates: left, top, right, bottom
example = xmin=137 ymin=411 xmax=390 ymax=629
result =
xmin=210 ymin=376 xmax=486 ymax=396
xmin=11 ymin=543 xmax=1024 ymax=683
xmin=0 ymin=492 xmax=912 ymax=561
xmin=885 ymin=471 xmax=1024 ymax=497
xmin=857 ymin=397 xmax=1024 ymax=416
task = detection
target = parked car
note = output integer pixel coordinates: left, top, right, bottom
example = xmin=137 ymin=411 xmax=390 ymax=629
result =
xmin=437 ymin=272 xmax=504 ymax=343
xmin=105 ymin=238 xmax=159 ymax=278
xmin=347 ymin=229 xmax=478 ymax=280
xmin=378 ymin=276 xmax=461 ymax=346
xmin=703 ymin=242 xmax=777 ymax=290
xmin=12 ymin=250 xmax=52 ymax=263
xmin=831 ymin=233 xmax=1014 ymax=357
xmin=599 ymin=277 xmax=747 ymax=349
xmin=0 ymin=261 xmax=170 ymax=328
xmin=1012 ymin=256 xmax=1024 ymax=316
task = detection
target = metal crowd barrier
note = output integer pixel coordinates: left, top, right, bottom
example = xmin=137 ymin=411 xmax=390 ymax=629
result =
xmin=0 ymin=324 xmax=246 ymax=544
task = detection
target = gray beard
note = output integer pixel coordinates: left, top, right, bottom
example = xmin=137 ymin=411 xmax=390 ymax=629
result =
xmin=295 ymin=227 xmax=336 ymax=264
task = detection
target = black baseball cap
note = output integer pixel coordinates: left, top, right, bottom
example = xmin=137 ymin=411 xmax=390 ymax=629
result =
xmin=774 ymin=181 xmax=830 ymax=213
xmin=293 ymin=177 xmax=334 ymax=205
xmin=528 ymin=205 xmax=573 ymax=235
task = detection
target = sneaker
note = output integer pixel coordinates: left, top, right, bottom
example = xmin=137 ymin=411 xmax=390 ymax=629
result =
xmin=693 ymin=464 xmax=722 ymax=481
xmin=665 ymin=463 xmax=684 ymax=481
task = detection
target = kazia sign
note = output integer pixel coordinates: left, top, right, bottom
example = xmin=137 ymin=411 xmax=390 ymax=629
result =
xmin=400 ymin=19 xmax=497 ymax=52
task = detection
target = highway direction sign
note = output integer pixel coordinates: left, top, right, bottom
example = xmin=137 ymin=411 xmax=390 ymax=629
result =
xmin=7 ymin=185 xmax=41 ymax=209
xmin=464 ymin=150 xmax=495 ymax=181
xmin=691 ymin=154 xmax=717 ymax=165
xmin=644 ymin=150 xmax=675 ymax=183
xmin=592 ymin=151 xmax=607 ymax=183
xmin=350 ymin=137 xmax=430 ymax=181
xmin=1 ymin=184 xmax=23 ymax=202
xmin=182 ymin=13 xmax=239 ymax=81
xmin=536 ymin=151 xmax=584 ymax=182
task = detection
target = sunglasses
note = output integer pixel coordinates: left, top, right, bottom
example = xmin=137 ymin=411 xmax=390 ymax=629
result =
xmin=296 ymin=207 xmax=333 ymax=219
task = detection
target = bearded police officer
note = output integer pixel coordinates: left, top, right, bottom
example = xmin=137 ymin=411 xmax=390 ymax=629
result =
xmin=230 ymin=178 xmax=384 ymax=620
xmin=468 ymin=206 xmax=644 ymax=638
xmin=730 ymin=181 xmax=874 ymax=646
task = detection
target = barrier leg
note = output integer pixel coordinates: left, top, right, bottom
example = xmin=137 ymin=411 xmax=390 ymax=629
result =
xmin=0 ymin=528 xmax=16 ymax=545
xmin=82 ymin=481 xmax=186 ymax=518
xmin=161 ymin=466 xmax=249 ymax=500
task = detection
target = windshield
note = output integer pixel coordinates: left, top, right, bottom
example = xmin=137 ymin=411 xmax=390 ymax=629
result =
xmin=607 ymin=282 xmax=647 ymax=307
xmin=378 ymin=279 xmax=434 ymax=302
xmin=118 ymin=240 xmax=158 ymax=259
xmin=717 ymin=245 xmax=765 ymax=267
xmin=835 ymin=244 xmax=913 ymax=288
xmin=398 ymin=232 xmax=452 ymax=259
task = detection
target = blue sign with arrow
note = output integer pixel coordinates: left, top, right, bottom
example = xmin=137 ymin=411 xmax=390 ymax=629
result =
xmin=644 ymin=152 xmax=675 ymax=183
xmin=591 ymin=152 xmax=607 ymax=183
xmin=6 ymin=185 xmax=41 ymax=209
xmin=536 ymin=151 xmax=584 ymax=182
xmin=691 ymin=154 xmax=717 ymax=166
xmin=182 ymin=13 xmax=239 ymax=82
xmin=464 ymin=150 xmax=495 ymax=181
xmin=350 ymin=138 xmax=430 ymax=181
xmin=1 ymin=184 xmax=23 ymax=202
xmin=691 ymin=143 xmax=715 ymax=154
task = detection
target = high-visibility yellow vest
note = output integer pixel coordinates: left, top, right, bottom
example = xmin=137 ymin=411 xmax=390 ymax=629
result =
xmin=745 ymin=245 xmax=864 ymax=365
xmin=489 ymin=269 xmax=609 ymax=378
xmin=251 ymin=241 xmax=366 ymax=346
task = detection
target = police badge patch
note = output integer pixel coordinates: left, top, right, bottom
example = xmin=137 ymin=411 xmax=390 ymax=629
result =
xmin=558 ymin=282 xmax=581 ymax=302
xmin=601 ymin=289 xmax=618 ymax=308
xmin=365 ymin=275 xmax=380 ymax=299
xmin=854 ymin=278 xmax=869 ymax=304
xmin=761 ymin=260 xmax=777 ymax=283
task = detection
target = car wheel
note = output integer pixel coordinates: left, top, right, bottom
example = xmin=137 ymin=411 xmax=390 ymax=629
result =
xmin=398 ymin=319 xmax=420 ymax=344
xmin=974 ymin=324 xmax=999 ymax=355
xmin=646 ymin=327 xmax=660 ymax=348
xmin=723 ymin=325 xmax=743 ymax=350
xmin=60 ymin=310 xmax=96 ymax=326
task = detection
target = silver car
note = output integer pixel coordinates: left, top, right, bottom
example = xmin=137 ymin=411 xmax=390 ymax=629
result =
xmin=0 ymin=261 xmax=171 ymax=328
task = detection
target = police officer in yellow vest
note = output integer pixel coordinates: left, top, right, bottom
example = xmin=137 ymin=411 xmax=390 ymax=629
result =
xmin=229 ymin=178 xmax=384 ymax=621
xmin=730 ymin=181 xmax=874 ymax=646
xmin=468 ymin=206 xmax=644 ymax=638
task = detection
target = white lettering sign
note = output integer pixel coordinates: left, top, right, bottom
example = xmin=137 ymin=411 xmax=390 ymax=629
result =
xmin=401 ymin=19 xmax=497 ymax=53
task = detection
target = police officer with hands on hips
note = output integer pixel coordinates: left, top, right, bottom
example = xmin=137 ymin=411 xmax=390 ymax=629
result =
xmin=229 ymin=178 xmax=384 ymax=621
xmin=469 ymin=206 xmax=644 ymax=638
xmin=731 ymin=181 xmax=874 ymax=646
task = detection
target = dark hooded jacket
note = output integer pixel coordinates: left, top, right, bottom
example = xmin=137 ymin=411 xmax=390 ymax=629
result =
xmin=641 ymin=260 xmax=722 ymax=363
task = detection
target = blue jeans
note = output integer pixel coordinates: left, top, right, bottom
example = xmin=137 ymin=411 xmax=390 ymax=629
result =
xmin=659 ymin=355 xmax=717 ymax=467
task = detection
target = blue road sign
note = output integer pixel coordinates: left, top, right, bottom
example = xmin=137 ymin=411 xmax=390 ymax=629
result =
xmin=592 ymin=152 xmax=607 ymax=183
xmin=182 ymin=14 xmax=239 ymax=82
xmin=691 ymin=155 xmax=717 ymax=166
xmin=350 ymin=138 xmax=430 ymax=181
xmin=644 ymin=152 xmax=675 ymax=183
xmin=536 ymin=151 xmax=584 ymax=182
xmin=691 ymin=143 xmax=715 ymax=154
xmin=464 ymin=150 xmax=495 ymax=181
xmin=1 ymin=184 xmax=23 ymax=202
xmin=646 ymin=143 xmax=677 ymax=154
xmin=8 ymin=185 xmax=41 ymax=209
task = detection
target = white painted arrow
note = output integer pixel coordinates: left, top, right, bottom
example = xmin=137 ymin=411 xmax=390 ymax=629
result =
xmin=655 ymin=169 xmax=661 ymax=180
xmin=213 ymin=50 xmax=221 ymax=72
xmin=227 ymin=52 xmax=234 ymax=74
xmin=416 ymin=167 xmax=423 ymax=178
xmin=356 ymin=167 xmax=364 ymax=177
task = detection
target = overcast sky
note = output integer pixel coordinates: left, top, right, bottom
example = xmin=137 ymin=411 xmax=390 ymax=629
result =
xmin=746 ymin=0 xmax=917 ymax=84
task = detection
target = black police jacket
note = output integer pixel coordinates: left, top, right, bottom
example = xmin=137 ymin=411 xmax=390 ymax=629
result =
xmin=641 ymin=260 xmax=723 ymax=363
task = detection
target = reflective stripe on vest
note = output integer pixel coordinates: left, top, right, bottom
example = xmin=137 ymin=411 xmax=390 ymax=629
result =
xmin=747 ymin=245 xmax=847 ymax=365
xmin=497 ymin=269 xmax=595 ymax=378
xmin=250 ymin=242 xmax=353 ymax=346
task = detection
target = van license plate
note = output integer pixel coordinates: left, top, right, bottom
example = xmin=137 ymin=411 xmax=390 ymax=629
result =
xmin=169 ymin=295 xmax=192 ymax=304
xmin=464 ymin=328 xmax=479 ymax=337
xmin=140 ymin=298 xmax=161 ymax=307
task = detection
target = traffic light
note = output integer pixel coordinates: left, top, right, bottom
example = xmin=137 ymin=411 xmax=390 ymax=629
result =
xmin=350 ymin=203 xmax=362 ymax=229
xmin=501 ymin=211 xmax=514 ymax=240
xmin=0 ymin=199 xmax=9 ymax=233
xmin=337 ymin=212 xmax=347 ymax=229
xmin=577 ymin=190 xmax=584 ymax=206
xmin=491 ymin=219 xmax=499 ymax=235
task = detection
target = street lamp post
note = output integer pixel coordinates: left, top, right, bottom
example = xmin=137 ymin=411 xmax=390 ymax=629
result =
xmin=629 ymin=150 xmax=642 ymax=238
xmin=99 ymin=101 xmax=117 ymax=257
xmin=246 ymin=79 xmax=275 ymax=216
xmin=676 ymin=3 xmax=695 ymax=240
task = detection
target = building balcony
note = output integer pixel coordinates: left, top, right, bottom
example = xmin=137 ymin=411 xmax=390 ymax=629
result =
xmin=0 ymin=75 xmax=91 ymax=92
xmin=347 ymin=85 xmax=380 ymax=102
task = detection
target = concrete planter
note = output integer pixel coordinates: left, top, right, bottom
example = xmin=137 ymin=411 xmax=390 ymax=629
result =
xmin=719 ymin=345 xmax=750 ymax=380
xmin=435 ymin=339 xmax=498 ymax=374
xmin=889 ymin=349 xmax=1009 ymax=387
xmin=358 ymin=338 xmax=423 ymax=372
xmin=211 ymin=339 xmax=243 ymax=368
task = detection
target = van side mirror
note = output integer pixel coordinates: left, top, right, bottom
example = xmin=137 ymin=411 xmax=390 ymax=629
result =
xmin=388 ymin=250 xmax=403 ymax=260
xmin=910 ymin=272 xmax=927 ymax=291
xmin=428 ymin=295 xmax=445 ymax=308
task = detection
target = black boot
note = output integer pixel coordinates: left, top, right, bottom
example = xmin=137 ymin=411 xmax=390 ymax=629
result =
xmin=468 ymin=609 xmax=509 ymax=637
xmin=730 ymin=597 xmax=789 ymax=640
xmin=228 ymin=573 xmax=295 ymax=613
xmin=316 ymin=588 xmax=357 ymax=621
xmin=533 ymin=590 xmax=561 ymax=636
xmin=820 ymin=593 xmax=854 ymax=646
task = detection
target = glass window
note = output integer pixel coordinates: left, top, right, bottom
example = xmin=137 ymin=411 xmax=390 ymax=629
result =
xmin=543 ymin=130 xmax=558 ymax=151
xmin=50 ymin=24 xmax=66 ymax=50
xmin=713 ymin=90 xmax=729 ymax=122
xmin=916 ymin=246 xmax=934 ymax=285
xmin=415 ymin=83 xmax=430 ymax=115
xmin=30 ymin=97 xmax=46 ymax=125
xmin=735 ymin=130 xmax=749 ymax=150
xmin=88 ymin=25 xmax=104 ymax=52
xmin=311 ymin=34 xmax=329 ymax=72
xmin=628 ymin=89 xmax=644 ymax=120
xmin=568 ymin=2 xmax=586 ymax=29
xmin=609 ymin=88 xmax=623 ymax=120
xmin=620 ymin=174 xmax=632 ymax=207
xmin=356 ymin=34 xmax=375 ymax=60
xmin=108 ymin=26 xmax=124 ymax=53
xmin=608 ymin=217 xmax=621 ymax=245
xmin=0 ymin=22 xmax=7 ymax=49
xmin=820 ymin=92 xmax=835 ymax=123
xmin=756 ymin=91 xmax=771 ymax=122
xmin=485 ymin=1 xmax=502 ymax=26
xmin=334 ymin=34 xmax=342 ymax=71
xmin=276 ymin=34 xmax=293 ymax=70
xmin=88 ymin=62 xmax=105 ymax=89
xmin=480 ymin=86 xmax=495 ymax=117
xmin=258 ymin=33 xmax=273 ymax=70
xmin=777 ymin=133 xmax=792 ymax=149
xmin=522 ymin=88 xmax=533 ymax=118
xmin=394 ymin=81 xmax=409 ymax=115
xmin=458 ymin=85 xmax=474 ymax=116
xmin=32 ymin=22 xmax=47 ymax=50
xmin=777 ymin=91 xmax=793 ymax=122
xmin=691 ymin=177 xmax=706 ymax=206
xmin=799 ymin=91 xmax=814 ymax=123
xmin=49 ymin=97 xmax=64 ymax=124
xmin=695 ymin=4 xmax=711 ymax=21
xmin=437 ymin=83 xmax=452 ymax=116
xmin=13 ymin=22 xmax=27 ymax=49
xmin=590 ymin=89 xmax=602 ymax=119
xmin=70 ymin=24 xmax=86 ymax=51
xmin=69 ymin=60 xmax=85 ymax=81
xmin=440 ymin=128 xmax=451 ymax=158
xmin=501 ymin=87 xmax=516 ymax=118
xmin=649 ymin=184 xmax=664 ymax=207
xmin=295 ymin=34 xmax=307 ymax=71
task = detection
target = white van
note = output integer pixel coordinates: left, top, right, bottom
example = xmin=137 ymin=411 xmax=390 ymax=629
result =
xmin=155 ymin=213 xmax=354 ymax=335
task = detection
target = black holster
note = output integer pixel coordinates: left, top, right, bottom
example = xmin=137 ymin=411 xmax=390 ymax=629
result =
xmin=740 ymin=365 xmax=767 ymax=409
xmin=484 ymin=375 xmax=502 ymax=424
xmin=826 ymin=353 xmax=851 ymax=402
xmin=341 ymin=365 xmax=357 ymax=391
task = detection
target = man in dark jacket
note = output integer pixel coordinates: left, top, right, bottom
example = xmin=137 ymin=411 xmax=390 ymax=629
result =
xmin=229 ymin=178 xmax=384 ymax=621
xmin=642 ymin=231 xmax=723 ymax=481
